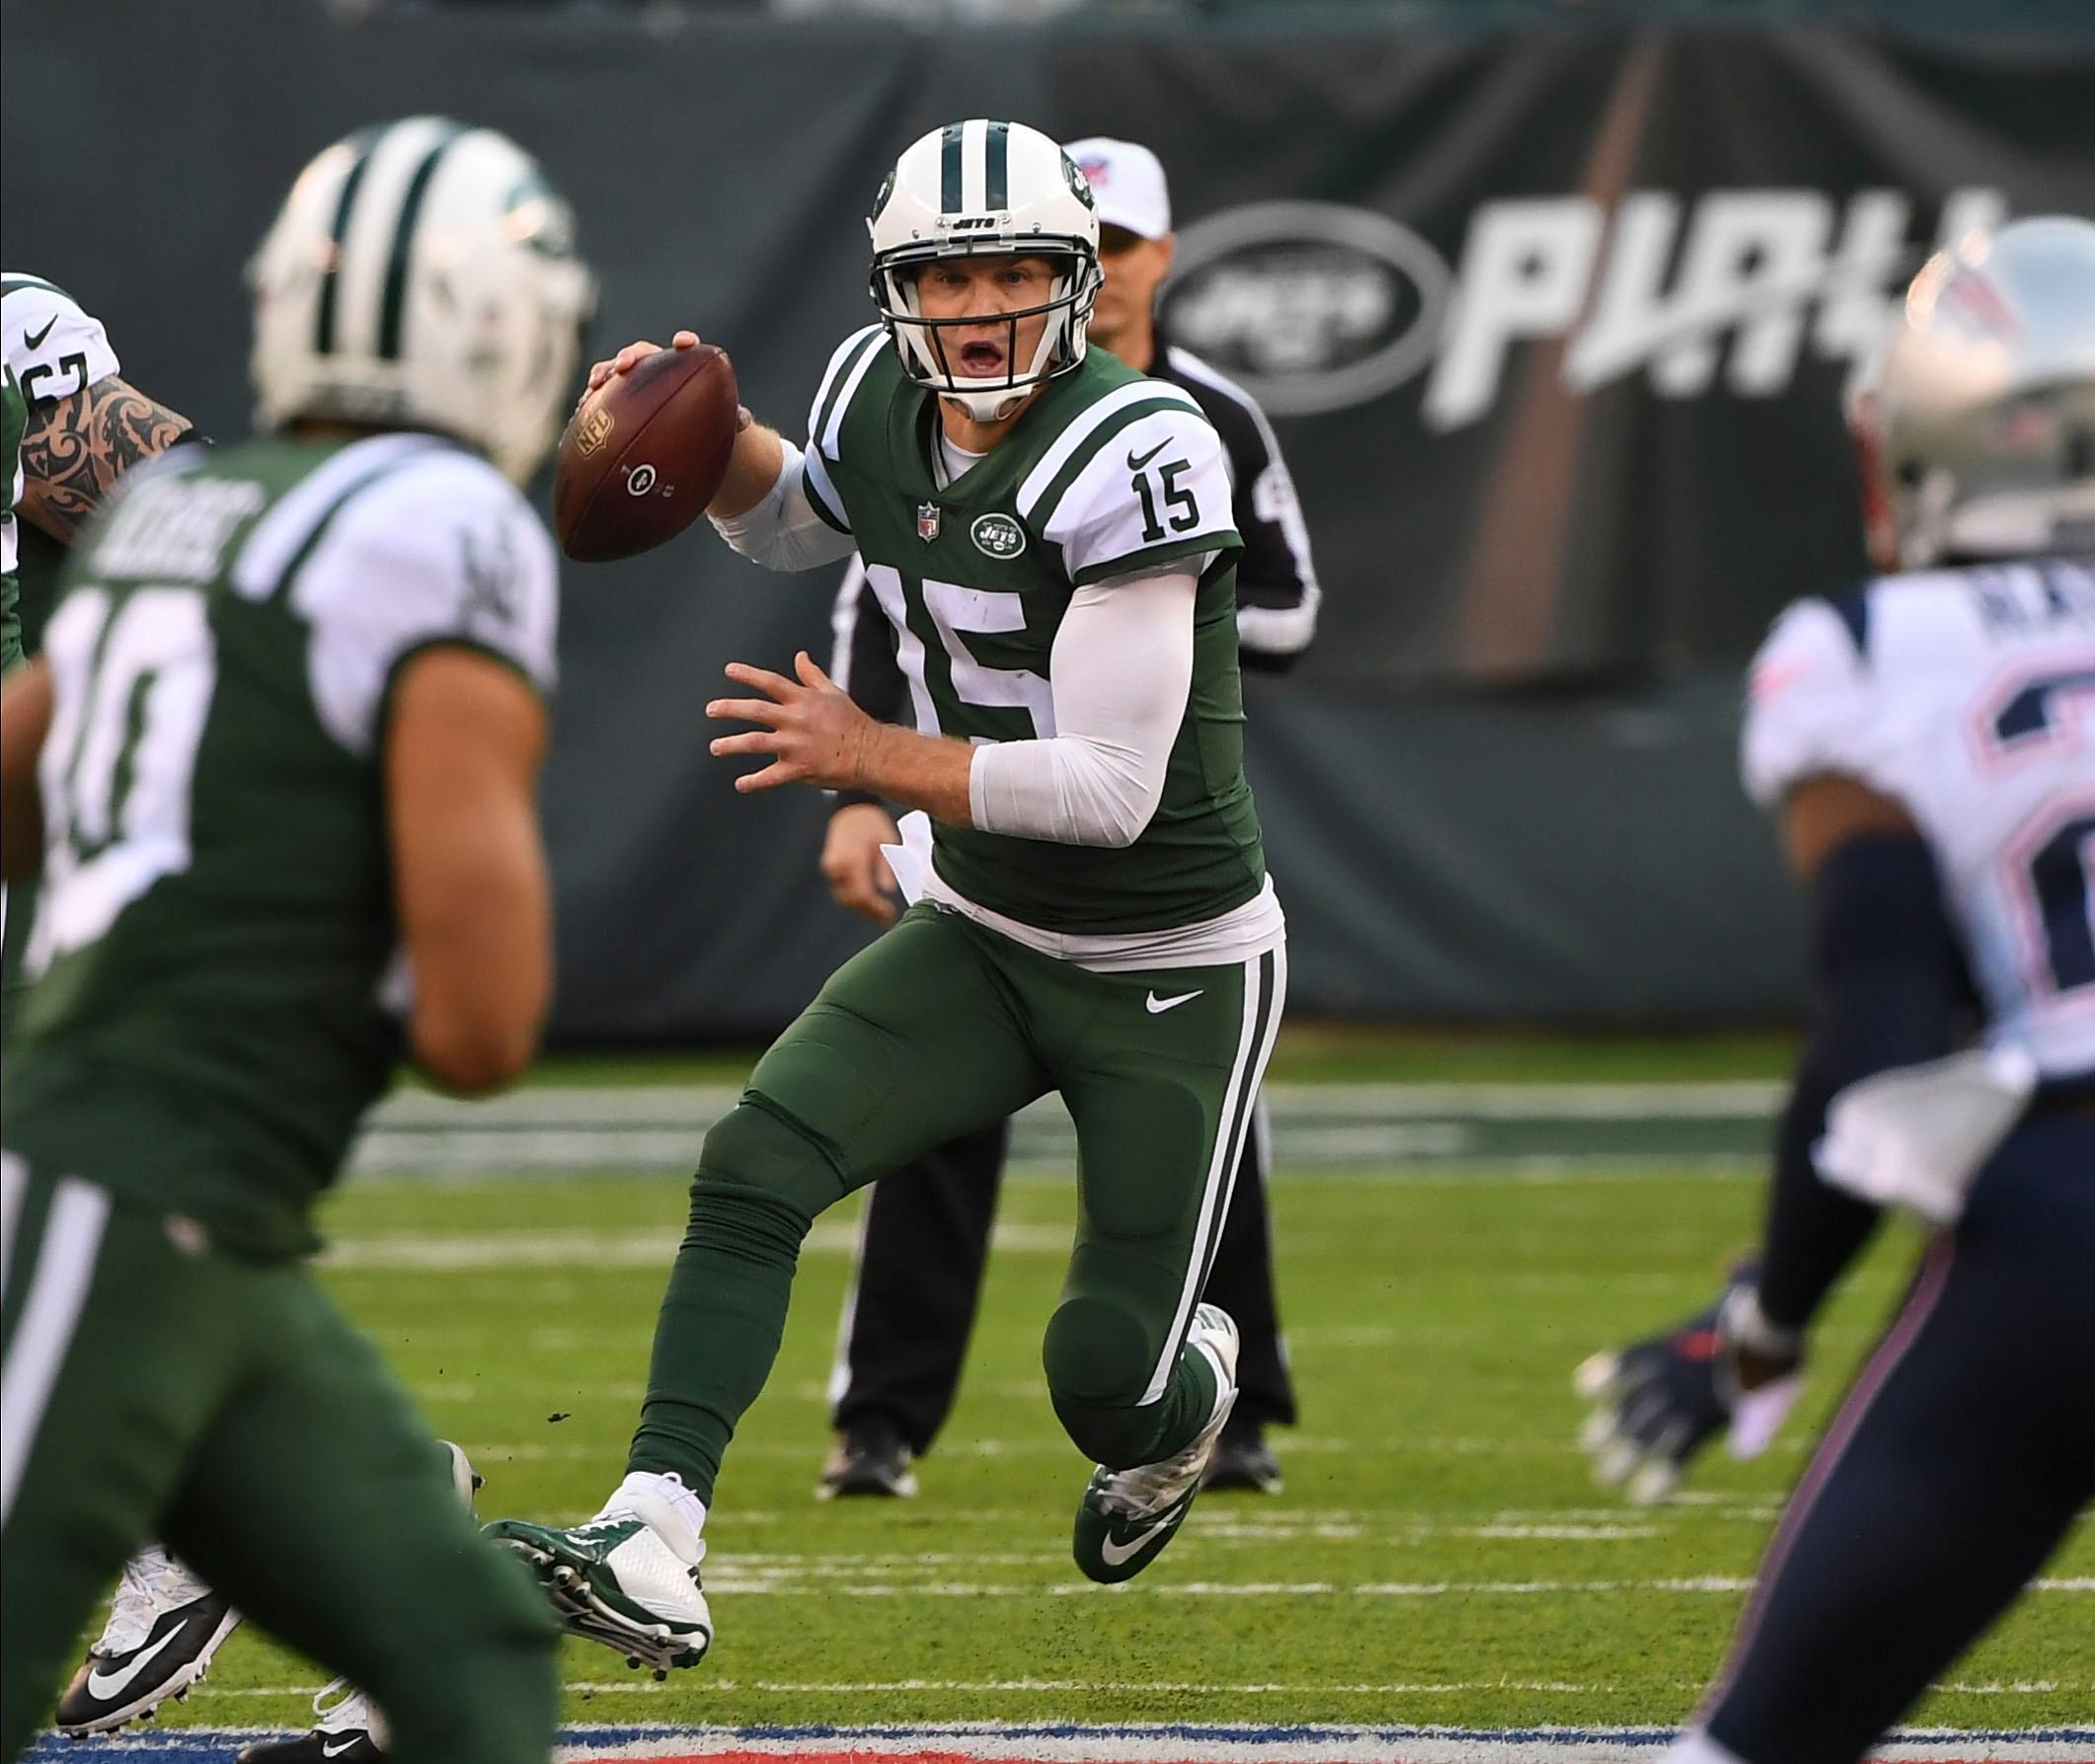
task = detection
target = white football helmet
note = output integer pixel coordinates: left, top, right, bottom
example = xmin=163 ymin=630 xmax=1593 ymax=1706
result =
xmin=251 ymin=116 xmax=597 ymax=485
xmin=868 ymin=118 xmax=1103 ymax=422
xmin=1852 ymin=213 xmax=2095 ymax=570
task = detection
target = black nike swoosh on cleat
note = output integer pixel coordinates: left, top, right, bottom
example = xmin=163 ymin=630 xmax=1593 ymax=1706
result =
xmin=24 ymin=317 xmax=57 ymax=351
xmin=1126 ymin=440 xmax=1170 ymax=471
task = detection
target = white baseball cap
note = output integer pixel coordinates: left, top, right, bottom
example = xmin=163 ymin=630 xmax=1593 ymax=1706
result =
xmin=1062 ymin=136 xmax=1172 ymax=241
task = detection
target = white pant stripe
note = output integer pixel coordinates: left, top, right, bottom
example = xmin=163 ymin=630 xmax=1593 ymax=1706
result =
xmin=1139 ymin=948 xmax=1282 ymax=1406
xmin=0 ymin=1176 xmax=113 ymax=1527
xmin=1198 ymin=941 xmax=1288 ymax=1304
xmin=826 ymin=1181 xmax=876 ymax=1412
xmin=0 ymin=1149 xmax=26 ymax=1308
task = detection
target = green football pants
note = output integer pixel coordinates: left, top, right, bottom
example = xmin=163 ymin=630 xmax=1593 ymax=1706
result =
xmin=0 ymin=1156 xmax=559 ymax=1764
xmin=630 ymin=902 xmax=1286 ymax=1500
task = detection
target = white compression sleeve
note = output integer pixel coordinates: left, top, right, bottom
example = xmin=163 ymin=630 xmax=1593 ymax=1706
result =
xmin=968 ymin=572 xmax=1198 ymax=848
xmin=708 ymin=439 xmax=859 ymax=572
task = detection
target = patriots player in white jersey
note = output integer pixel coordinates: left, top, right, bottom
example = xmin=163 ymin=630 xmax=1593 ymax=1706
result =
xmin=1578 ymin=216 xmax=2095 ymax=1764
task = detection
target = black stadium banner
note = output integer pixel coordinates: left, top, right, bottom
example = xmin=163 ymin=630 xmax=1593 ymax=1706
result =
xmin=4 ymin=5 xmax=2093 ymax=1034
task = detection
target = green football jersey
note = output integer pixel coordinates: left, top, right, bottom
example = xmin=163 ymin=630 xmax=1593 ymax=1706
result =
xmin=805 ymin=329 xmax=1262 ymax=935
xmin=3 ymin=431 xmax=559 ymax=1256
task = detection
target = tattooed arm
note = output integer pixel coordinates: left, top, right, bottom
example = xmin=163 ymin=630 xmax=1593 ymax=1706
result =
xmin=17 ymin=376 xmax=195 ymax=544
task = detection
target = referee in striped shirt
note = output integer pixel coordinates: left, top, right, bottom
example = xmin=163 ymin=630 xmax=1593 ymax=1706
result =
xmin=817 ymin=136 xmax=1320 ymax=1500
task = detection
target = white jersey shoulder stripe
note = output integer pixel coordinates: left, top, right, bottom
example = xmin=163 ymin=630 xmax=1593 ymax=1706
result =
xmin=230 ymin=433 xmax=444 ymax=601
xmin=1016 ymin=379 xmax=1203 ymax=521
xmin=802 ymin=440 xmax=851 ymax=534
xmin=809 ymin=325 xmax=887 ymax=463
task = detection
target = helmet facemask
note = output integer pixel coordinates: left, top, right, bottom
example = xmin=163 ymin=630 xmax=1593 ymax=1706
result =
xmin=872 ymin=238 xmax=1102 ymax=423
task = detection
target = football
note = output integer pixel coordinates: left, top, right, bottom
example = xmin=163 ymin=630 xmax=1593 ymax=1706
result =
xmin=552 ymin=343 xmax=740 ymax=562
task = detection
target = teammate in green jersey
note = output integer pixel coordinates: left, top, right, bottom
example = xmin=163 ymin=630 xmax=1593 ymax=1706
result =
xmin=487 ymin=118 xmax=1285 ymax=1674
xmin=0 ymin=115 xmax=595 ymax=1764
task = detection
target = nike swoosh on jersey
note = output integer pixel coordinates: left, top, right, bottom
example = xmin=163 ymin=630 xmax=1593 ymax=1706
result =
xmin=1145 ymin=989 xmax=1203 ymax=1014
xmin=1126 ymin=439 xmax=1170 ymax=472
xmin=1099 ymin=1517 xmax=1174 ymax=1567
xmin=85 ymin=1624 xmax=185 ymax=1700
xmin=322 ymin=1738 xmax=364 ymax=1759
xmin=24 ymin=316 xmax=58 ymax=351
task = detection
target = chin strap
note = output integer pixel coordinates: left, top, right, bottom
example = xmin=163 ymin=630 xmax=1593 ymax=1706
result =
xmin=942 ymin=386 xmax=1033 ymax=424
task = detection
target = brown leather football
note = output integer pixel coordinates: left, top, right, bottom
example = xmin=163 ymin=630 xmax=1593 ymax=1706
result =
xmin=552 ymin=343 xmax=739 ymax=562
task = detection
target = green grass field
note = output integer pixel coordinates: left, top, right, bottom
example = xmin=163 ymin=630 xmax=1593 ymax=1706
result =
xmin=126 ymin=1059 xmax=2091 ymax=1737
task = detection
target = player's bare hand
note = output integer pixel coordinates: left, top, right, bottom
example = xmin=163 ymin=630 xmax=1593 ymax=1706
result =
xmin=580 ymin=332 xmax=751 ymax=428
xmin=820 ymin=803 xmax=902 ymax=926
xmin=708 ymin=652 xmax=880 ymax=795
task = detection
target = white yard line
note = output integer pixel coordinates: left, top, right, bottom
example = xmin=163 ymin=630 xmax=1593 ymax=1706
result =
xmin=460 ymin=1435 xmax=1612 ymax=1464
xmin=362 ymin=1081 xmax=1784 ymax=1131
xmin=324 ymin=1221 xmax=1070 ymax=1270
xmin=347 ymin=1080 xmax=1784 ymax=1178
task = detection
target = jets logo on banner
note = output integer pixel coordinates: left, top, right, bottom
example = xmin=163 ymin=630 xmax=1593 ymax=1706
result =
xmin=1160 ymin=186 xmax=2008 ymax=428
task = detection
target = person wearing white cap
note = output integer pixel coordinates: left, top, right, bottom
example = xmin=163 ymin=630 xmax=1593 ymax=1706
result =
xmin=816 ymin=133 xmax=1320 ymax=1506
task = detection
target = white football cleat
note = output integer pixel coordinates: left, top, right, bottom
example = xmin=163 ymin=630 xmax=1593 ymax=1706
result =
xmin=486 ymin=1475 xmax=713 ymax=1675
xmin=1071 ymin=1304 xmax=1240 ymax=1583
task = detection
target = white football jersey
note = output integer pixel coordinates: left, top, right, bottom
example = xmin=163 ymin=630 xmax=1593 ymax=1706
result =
xmin=2 ymin=274 xmax=121 ymax=577
xmin=1744 ymin=559 xmax=2095 ymax=1081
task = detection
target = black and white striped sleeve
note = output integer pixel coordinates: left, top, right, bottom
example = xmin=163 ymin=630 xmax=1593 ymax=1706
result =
xmin=1166 ymin=346 xmax=1321 ymax=673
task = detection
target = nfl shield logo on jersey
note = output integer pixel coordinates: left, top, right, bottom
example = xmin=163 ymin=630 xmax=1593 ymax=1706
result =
xmin=916 ymin=501 xmax=943 ymax=542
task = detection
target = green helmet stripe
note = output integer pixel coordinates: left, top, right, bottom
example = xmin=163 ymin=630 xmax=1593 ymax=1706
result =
xmin=314 ymin=129 xmax=379 ymax=356
xmin=940 ymin=121 xmax=965 ymax=214
xmin=376 ymin=121 xmax=467 ymax=362
xmin=983 ymin=120 xmax=1010 ymax=211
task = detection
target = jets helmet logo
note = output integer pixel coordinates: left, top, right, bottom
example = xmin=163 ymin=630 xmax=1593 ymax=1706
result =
xmin=1060 ymin=150 xmax=1097 ymax=210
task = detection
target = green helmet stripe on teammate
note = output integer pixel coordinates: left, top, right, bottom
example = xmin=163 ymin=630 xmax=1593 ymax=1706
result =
xmin=250 ymin=115 xmax=597 ymax=487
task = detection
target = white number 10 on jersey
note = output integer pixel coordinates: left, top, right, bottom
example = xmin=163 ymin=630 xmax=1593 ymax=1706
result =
xmin=29 ymin=585 xmax=215 ymax=972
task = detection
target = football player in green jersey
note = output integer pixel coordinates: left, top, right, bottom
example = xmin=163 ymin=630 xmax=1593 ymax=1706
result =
xmin=487 ymin=118 xmax=1284 ymax=1673
xmin=0 ymin=115 xmax=595 ymax=1764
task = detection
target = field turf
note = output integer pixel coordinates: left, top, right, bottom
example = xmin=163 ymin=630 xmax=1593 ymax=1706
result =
xmin=90 ymin=1045 xmax=2090 ymax=1742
